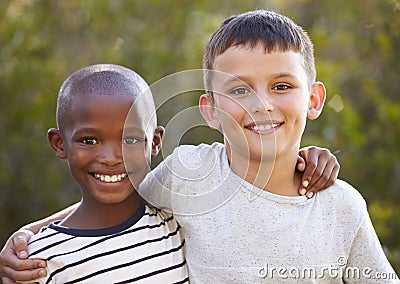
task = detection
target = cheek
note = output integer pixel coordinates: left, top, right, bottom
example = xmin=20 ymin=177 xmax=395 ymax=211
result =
xmin=286 ymin=102 xmax=309 ymax=136
xmin=66 ymin=150 xmax=92 ymax=181
xmin=281 ymin=96 xmax=308 ymax=119
xmin=124 ymin=152 xmax=151 ymax=189
xmin=215 ymin=97 xmax=246 ymax=126
xmin=68 ymin=148 xmax=92 ymax=166
xmin=123 ymin=147 xmax=150 ymax=171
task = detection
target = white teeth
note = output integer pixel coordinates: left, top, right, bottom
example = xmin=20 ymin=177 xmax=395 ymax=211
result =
xmin=252 ymin=123 xmax=279 ymax=131
xmin=94 ymin=173 xmax=127 ymax=183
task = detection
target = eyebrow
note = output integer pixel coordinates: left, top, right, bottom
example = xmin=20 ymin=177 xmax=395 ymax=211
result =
xmin=70 ymin=127 xmax=100 ymax=139
xmin=73 ymin=127 xmax=98 ymax=134
xmin=221 ymin=72 xmax=297 ymax=85
xmin=218 ymin=76 xmax=248 ymax=89
xmin=123 ymin=127 xmax=146 ymax=133
xmin=272 ymin=72 xmax=297 ymax=80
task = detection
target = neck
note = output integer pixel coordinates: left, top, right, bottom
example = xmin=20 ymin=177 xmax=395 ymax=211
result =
xmin=60 ymin=192 xmax=141 ymax=229
xmin=226 ymin=144 xmax=301 ymax=196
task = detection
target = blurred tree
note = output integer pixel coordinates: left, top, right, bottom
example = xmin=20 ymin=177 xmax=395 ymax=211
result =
xmin=292 ymin=0 xmax=400 ymax=270
xmin=0 ymin=0 xmax=399 ymax=273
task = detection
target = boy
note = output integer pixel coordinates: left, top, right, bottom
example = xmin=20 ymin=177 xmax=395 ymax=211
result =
xmin=14 ymin=64 xmax=189 ymax=283
xmin=137 ymin=10 xmax=398 ymax=282
xmin=0 ymin=14 xmax=342 ymax=283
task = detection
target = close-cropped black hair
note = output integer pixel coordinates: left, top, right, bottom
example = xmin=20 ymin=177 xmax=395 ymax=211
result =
xmin=56 ymin=64 xmax=155 ymax=131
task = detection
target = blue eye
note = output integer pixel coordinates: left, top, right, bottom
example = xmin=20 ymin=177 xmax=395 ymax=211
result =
xmin=230 ymin=87 xmax=251 ymax=95
xmin=81 ymin=138 xmax=98 ymax=145
xmin=123 ymin=137 xmax=139 ymax=145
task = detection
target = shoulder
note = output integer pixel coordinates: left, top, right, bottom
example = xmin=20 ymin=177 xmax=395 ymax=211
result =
xmin=168 ymin=142 xmax=226 ymax=173
xmin=154 ymin=142 xmax=225 ymax=172
xmin=27 ymin=223 xmax=66 ymax=258
xmin=29 ymin=223 xmax=60 ymax=242
xmin=143 ymin=205 xmax=183 ymax=238
xmin=144 ymin=204 xmax=180 ymax=225
xmin=321 ymin=179 xmax=365 ymax=200
xmin=317 ymin=179 xmax=367 ymax=219
xmin=172 ymin=142 xmax=225 ymax=160
xmin=144 ymin=204 xmax=174 ymax=220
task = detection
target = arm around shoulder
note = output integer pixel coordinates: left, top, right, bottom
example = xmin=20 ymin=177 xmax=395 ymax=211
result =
xmin=0 ymin=202 xmax=79 ymax=282
xmin=0 ymin=230 xmax=46 ymax=283
xmin=20 ymin=202 xmax=79 ymax=234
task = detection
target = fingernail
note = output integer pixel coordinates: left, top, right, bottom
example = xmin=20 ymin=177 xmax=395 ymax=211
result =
xmin=19 ymin=251 xmax=28 ymax=258
xmin=299 ymin=188 xmax=307 ymax=196
xmin=39 ymin=269 xmax=46 ymax=277
xmin=302 ymin=180 xmax=309 ymax=187
xmin=306 ymin=191 xmax=314 ymax=199
xmin=39 ymin=262 xmax=46 ymax=268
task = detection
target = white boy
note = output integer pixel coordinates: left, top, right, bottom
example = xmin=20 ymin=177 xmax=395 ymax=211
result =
xmin=139 ymin=10 xmax=398 ymax=283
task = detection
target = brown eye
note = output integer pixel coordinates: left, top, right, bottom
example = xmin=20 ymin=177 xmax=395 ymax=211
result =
xmin=82 ymin=138 xmax=98 ymax=145
xmin=273 ymin=84 xmax=291 ymax=91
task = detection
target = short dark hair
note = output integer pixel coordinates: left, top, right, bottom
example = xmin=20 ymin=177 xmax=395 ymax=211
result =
xmin=56 ymin=64 xmax=155 ymax=130
xmin=203 ymin=10 xmax=316 ymax=94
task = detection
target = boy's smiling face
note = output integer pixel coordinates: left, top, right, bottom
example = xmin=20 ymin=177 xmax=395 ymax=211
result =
xmin=50 ymin=94 xmax=155 ymax=206
xmin=201 ymin=44 xmax=325 ymax=163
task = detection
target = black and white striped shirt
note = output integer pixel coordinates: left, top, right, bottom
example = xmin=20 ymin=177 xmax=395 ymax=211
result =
xmin=27 ymin=200 xmax=188 ymax=283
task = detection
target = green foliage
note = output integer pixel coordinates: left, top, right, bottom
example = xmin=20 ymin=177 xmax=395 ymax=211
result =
xmin=0 ymin=0 xmax=399 ymax=274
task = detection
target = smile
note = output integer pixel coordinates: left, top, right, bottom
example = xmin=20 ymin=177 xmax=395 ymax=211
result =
xmin=250 ymin=123 xmax=280 ymax=131
xmin=93 ymin=173 xmax=128 ymax=183
xmin=245 ymin=121 xmax=282 ymax=133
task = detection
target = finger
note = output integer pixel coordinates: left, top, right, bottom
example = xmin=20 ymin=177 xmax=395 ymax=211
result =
xmin=11 ymin=230 xmax=33 ymax=259
xmin=308 ymin=149 xmax=339 ymax=191
xmin=13 ymin=238 xmax=29 ymax=260
xmin=12 ymin=258 xmax=46 ymax=272
xmin=306 ymin=163 xmax=338 ymax=197
xmin=0 ymin=244 xmax=46 ymax=272
xmin=311 ymin=155 xmax=339 ymax=190
xmin=300 ymin=155 xmax=318 ymax=192
xmin=316 ymin=164 xmax=340 ymax=190
xmin=296 ymin=156 xmax=306 ymax=172
xmin=1 ymin=265 xmax=46 ymax=282
xmin=307 ymin=161 xmax=326 ymax=190
xmin=297 ymin=148 xmax=312 ymax=196
xmin=331 ymin=164 xmax=340 ymax=184
xmin=1 ymin=247 xmax=46 ymax=272
xmin=302 ymin=160 xmax=326 ymax=198
xmin=1 ymin=276 xmax=18 ymax=284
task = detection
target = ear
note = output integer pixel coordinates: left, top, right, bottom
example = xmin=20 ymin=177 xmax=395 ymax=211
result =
xmin=307 ymin=82 xmax=326 ymax=120
xmin=199 ymin=93 xmax=220 ymax=129
xmin=48 ymin=128 xmax=67 ymax=159
xmin=151 ymin=126 xmax=165 ymax=156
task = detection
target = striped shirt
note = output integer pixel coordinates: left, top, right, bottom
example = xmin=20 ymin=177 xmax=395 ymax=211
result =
xmin=26 ymin=200 xmax=188 ymax=283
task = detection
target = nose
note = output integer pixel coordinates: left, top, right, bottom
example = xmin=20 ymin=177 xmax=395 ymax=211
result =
xmin=250 ymin=89 xmax=274 ymax=113
xmin=98 ymin=143 xmax=123 ymax=166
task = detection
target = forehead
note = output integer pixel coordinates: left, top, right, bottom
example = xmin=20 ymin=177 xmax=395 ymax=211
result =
xmin=67 ymin=92 xmax=154 ymax=129
xmin=213 ymin=45 xmax=305 ymax=76
xmin=68 ymin=94 xmax=135 ymax=123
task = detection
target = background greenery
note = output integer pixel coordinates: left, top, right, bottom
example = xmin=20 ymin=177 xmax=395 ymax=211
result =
xmin=1 ymin=0 xmax=399 ymax=274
